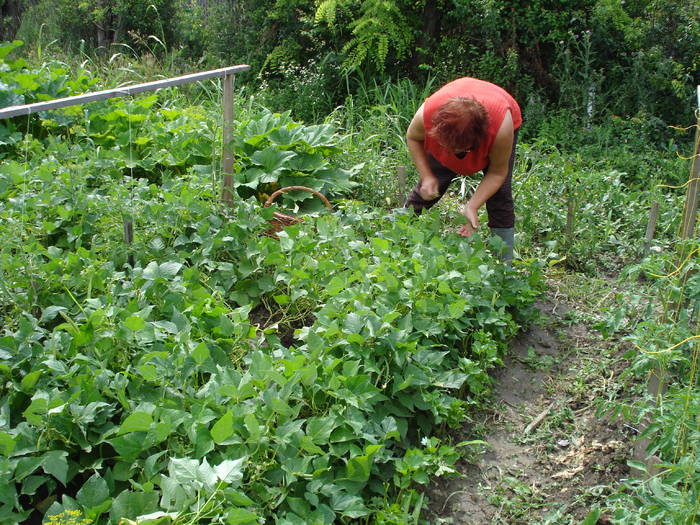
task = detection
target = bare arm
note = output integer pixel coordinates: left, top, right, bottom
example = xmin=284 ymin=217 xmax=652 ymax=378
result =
xmin=406 ymin=104 xmax=439 ymax=200
xmin=460 ymin=110 xmax=514 ymax=235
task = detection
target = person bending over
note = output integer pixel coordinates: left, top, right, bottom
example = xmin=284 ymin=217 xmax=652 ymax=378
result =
xmin=405 ymin=77 xmax=521 ymax=262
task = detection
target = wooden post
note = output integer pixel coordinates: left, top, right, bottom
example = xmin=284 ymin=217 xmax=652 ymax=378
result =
xmin=221 ymin=73 xmax=235 ymax=208
xmin=679 ymin=86 xmax=700 ymax=240
xmin=565 ymin=196 xmax=575 ymax=244
xmin=643 ymin=201 xmax=660 ymax=256
xmin=397 ymin=165 xmax=407 ymax=204
xmin=123 ymin=219 xmax=134 ymax=267
xmin=671 ymin=88 xmax=700 ymax=319
xmin=632 ymin=367 xmax=666 ymax=478
xmin=635 ymin=89 xmax=700 ymax=476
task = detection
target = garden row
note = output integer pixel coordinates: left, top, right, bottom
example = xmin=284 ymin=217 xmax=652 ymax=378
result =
xmin=0 ymin=52 xmax=543 ymax=524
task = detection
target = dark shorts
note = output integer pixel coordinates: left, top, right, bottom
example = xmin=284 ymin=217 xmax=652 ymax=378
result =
xmin=404 ymin=132 xmax=518 ymax=229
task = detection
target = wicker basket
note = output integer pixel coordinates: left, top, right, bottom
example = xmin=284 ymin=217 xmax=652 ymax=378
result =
xmin=262 ymin=185 xmax=332 ymax=238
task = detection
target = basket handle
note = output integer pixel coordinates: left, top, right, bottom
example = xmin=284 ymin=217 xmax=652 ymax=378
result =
xmin=263 ymin=185 xmax=332 ymax=210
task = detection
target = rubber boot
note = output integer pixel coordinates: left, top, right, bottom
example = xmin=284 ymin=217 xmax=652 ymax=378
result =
xmin=490 ymin=227 xmax=514 ymax=265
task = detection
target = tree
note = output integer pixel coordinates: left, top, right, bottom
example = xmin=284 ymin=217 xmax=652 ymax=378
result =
xmin=315 ymin=0 xmax=418 ymax=71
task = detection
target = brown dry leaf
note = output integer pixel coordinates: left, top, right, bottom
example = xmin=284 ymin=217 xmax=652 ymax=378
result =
xmin=551 ymin=440 xmax=624 ymax=479
xmin=551 ymin=466 xmax=585 ymax=479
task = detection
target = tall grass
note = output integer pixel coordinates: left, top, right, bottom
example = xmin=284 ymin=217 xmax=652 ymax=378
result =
xmin=324 ymin=75 xmax=438 ymax=207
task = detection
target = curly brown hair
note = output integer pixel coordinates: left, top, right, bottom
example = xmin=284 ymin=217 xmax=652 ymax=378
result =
xmin=428 ymin=97 xmax=490 ymax=154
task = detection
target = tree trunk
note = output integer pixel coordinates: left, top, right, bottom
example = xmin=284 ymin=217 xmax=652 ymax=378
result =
xmin=0 ymin=0 xmax=25 ymax=41
xmin=95 ymin=0 xmax=117 ymax=51
xmin=411 ymin=0 xmax=443 ymax=77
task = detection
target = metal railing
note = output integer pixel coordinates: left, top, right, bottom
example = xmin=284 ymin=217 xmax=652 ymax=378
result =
xmin=0 ymin=64 xmax=250 ymax=206
xmin=0 ymin=65 xmax=249 ymax=118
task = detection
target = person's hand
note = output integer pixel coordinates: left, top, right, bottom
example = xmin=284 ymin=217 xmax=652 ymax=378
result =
xmin=418 ymin=176 xmax=439 ymax=200
xmin=458 ymin=203 xmax=479 ymax=237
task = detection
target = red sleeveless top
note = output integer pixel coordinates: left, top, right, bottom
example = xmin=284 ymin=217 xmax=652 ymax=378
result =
xmin=423 ymin=78 xmax=522 ymax=175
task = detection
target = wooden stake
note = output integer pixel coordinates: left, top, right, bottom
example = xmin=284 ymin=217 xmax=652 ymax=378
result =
xmin=565 ymin=196 xmax=575 ymax=244
xmin=123 ymin=219 xmax=134 ymax=267
xmin=632 ymin=367 xmax=667 ymax=478
xmin=524 ymin=403 xmax=554 ymax=435
xmin=679 ymin=90 xmax=700 ymax=239
xmin=221 ymin=73 xmax=235 ymax=208
xmin=672 ymin=91 xmax=700 ymax=318
xmin=643 ymin=201 xmax=660 ymax=256
xmin=397 ymin=165 xmax=407 ymax=204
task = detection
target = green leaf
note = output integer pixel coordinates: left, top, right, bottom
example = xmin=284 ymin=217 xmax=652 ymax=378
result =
xmin=326 ymin=275 xmax=347 ymax=296
xmin=580 ymin=509 xmax=601 ymax=525
xmin=226 ymin=508 xmax=258 ymax=525
xmin=244 ymin=413 xmax=260 ymax=442
xmin=330 ymin=492 xmax=369 ymax=518
xmin=159 ymin=261 xmax=183 ymax=278
xmin=343 ymin=313 xmax=364 ymax=335
xmin=110 ymin=433 xmax=147 ymax=462
xmin=211 ymin=411 xmax=234 ymax=444
xmin=21 ymin=475 xmax=47 ymax=496
xmin=15 ymin=456 xmax=44 ymax=481
xmin=371 ymin=237 xmax=390 ymax=252
xmin=124 ymin=315 xmax=146 ymax=331
xmin=273 ymin=294 xmax=290 ymax=305
xmin=0 ymin=40 xmax=23 ymax=60
xmin=251 ymin=146 xmax=295 ymax=172
xmin=345 ymin=455 xmax=371 ymax=482
xmin=227 ymin=490 xmax=255 ymax=507
xmin=214 ymin=457 xmax=246 ymax=485
xmin=0 ymin=431 xmax=16 ymax=456
xmin=40 ymin=305 xmax=67 ymax=322
xmin=109 ymin=491 xmax=160 ymax=523
xmin=20 ymin=370 xmax=41 ymax=391
xmin=138 ymin=364 xmax=158 ymax=381
xmin=41 ymin=450 xmax=69 ymax=484
xmin=76 ymin=473 xmax=109 ymax=508
xmin=142 ymin=261 xmax=182 ymax=280
xmin=169 ymin=457 xmax=200 ymax=484
xmin=306 ymin=416 xmax=337 ymax=444
xmin=198 ymin=458 xmax=218 ymax=490
xmin=286 ymin=496 xmax=311 ymax=517
xmin=347 ymin=333 xmax=364 ymax=344
xmin=626 ymin=460 xmax=648 ymax=473
xmin=0 ymin=85 xmax=23 ymax=108
xmin=121 ymin=512 xmax=178 ymax=525
xmin=447 ymin=298 xmax=467 ymax=318
xmin=119 ymin=412 xmax=153 ymax=434
xmin=287 ymin=152 xmax=325 ymax=172
xmin=191 ymin=342 xmax=210 ymax=365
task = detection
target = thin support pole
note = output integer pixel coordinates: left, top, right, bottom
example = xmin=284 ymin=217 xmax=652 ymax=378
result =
xmin=565 ymin=196 xmax=575 ymax=244
xmin=672 ymin=94 xmax=700 ymax=319
xmin=679 ymin=111 xmax=700 ymax=240
xmin=221 ymin=73 xmax=235 ymax=208
xmin=397 ymin=165 xmax=407 ymax=205
xmin=643 ymin=201 xmax=660 ymax=257
xmin=123 ymin=219 xmax=134 ymax=267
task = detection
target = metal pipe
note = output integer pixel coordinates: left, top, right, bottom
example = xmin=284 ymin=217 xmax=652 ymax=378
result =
xmin=0 ymin=64 xmax=250 ymax=119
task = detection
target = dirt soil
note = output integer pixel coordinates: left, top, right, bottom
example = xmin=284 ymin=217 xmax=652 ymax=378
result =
xmin=425 ymin=296 xmax=634 ymax=524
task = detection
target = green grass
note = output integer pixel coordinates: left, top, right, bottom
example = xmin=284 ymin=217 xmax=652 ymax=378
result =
xmin=1 ymin=47 xmax=698 ymax=525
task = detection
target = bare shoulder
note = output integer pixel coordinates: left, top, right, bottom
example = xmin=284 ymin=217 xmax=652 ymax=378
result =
xmin=488 ymin=110 xmax=515 ymax=167
xmin=406 ymin=103 xmax=425 ymax=140
xmin=494 ymin=109 xmax=514 ymax=144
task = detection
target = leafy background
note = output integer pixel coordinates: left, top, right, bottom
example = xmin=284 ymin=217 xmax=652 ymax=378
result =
xmin=0 ymin=0 xmax=698 ymax=522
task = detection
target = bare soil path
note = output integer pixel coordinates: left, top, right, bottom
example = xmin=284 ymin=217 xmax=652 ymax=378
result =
xmin=427 ymin=277 xmax=635 ymax=524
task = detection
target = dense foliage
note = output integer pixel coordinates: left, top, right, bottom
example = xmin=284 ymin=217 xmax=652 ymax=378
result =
xmin=0 ymin=1 xmax=698 ymax=520
xmin=0 ymin=49 xmax=546 ymax=523
xmin=1 ymin=0 xmax=698 ymax=126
